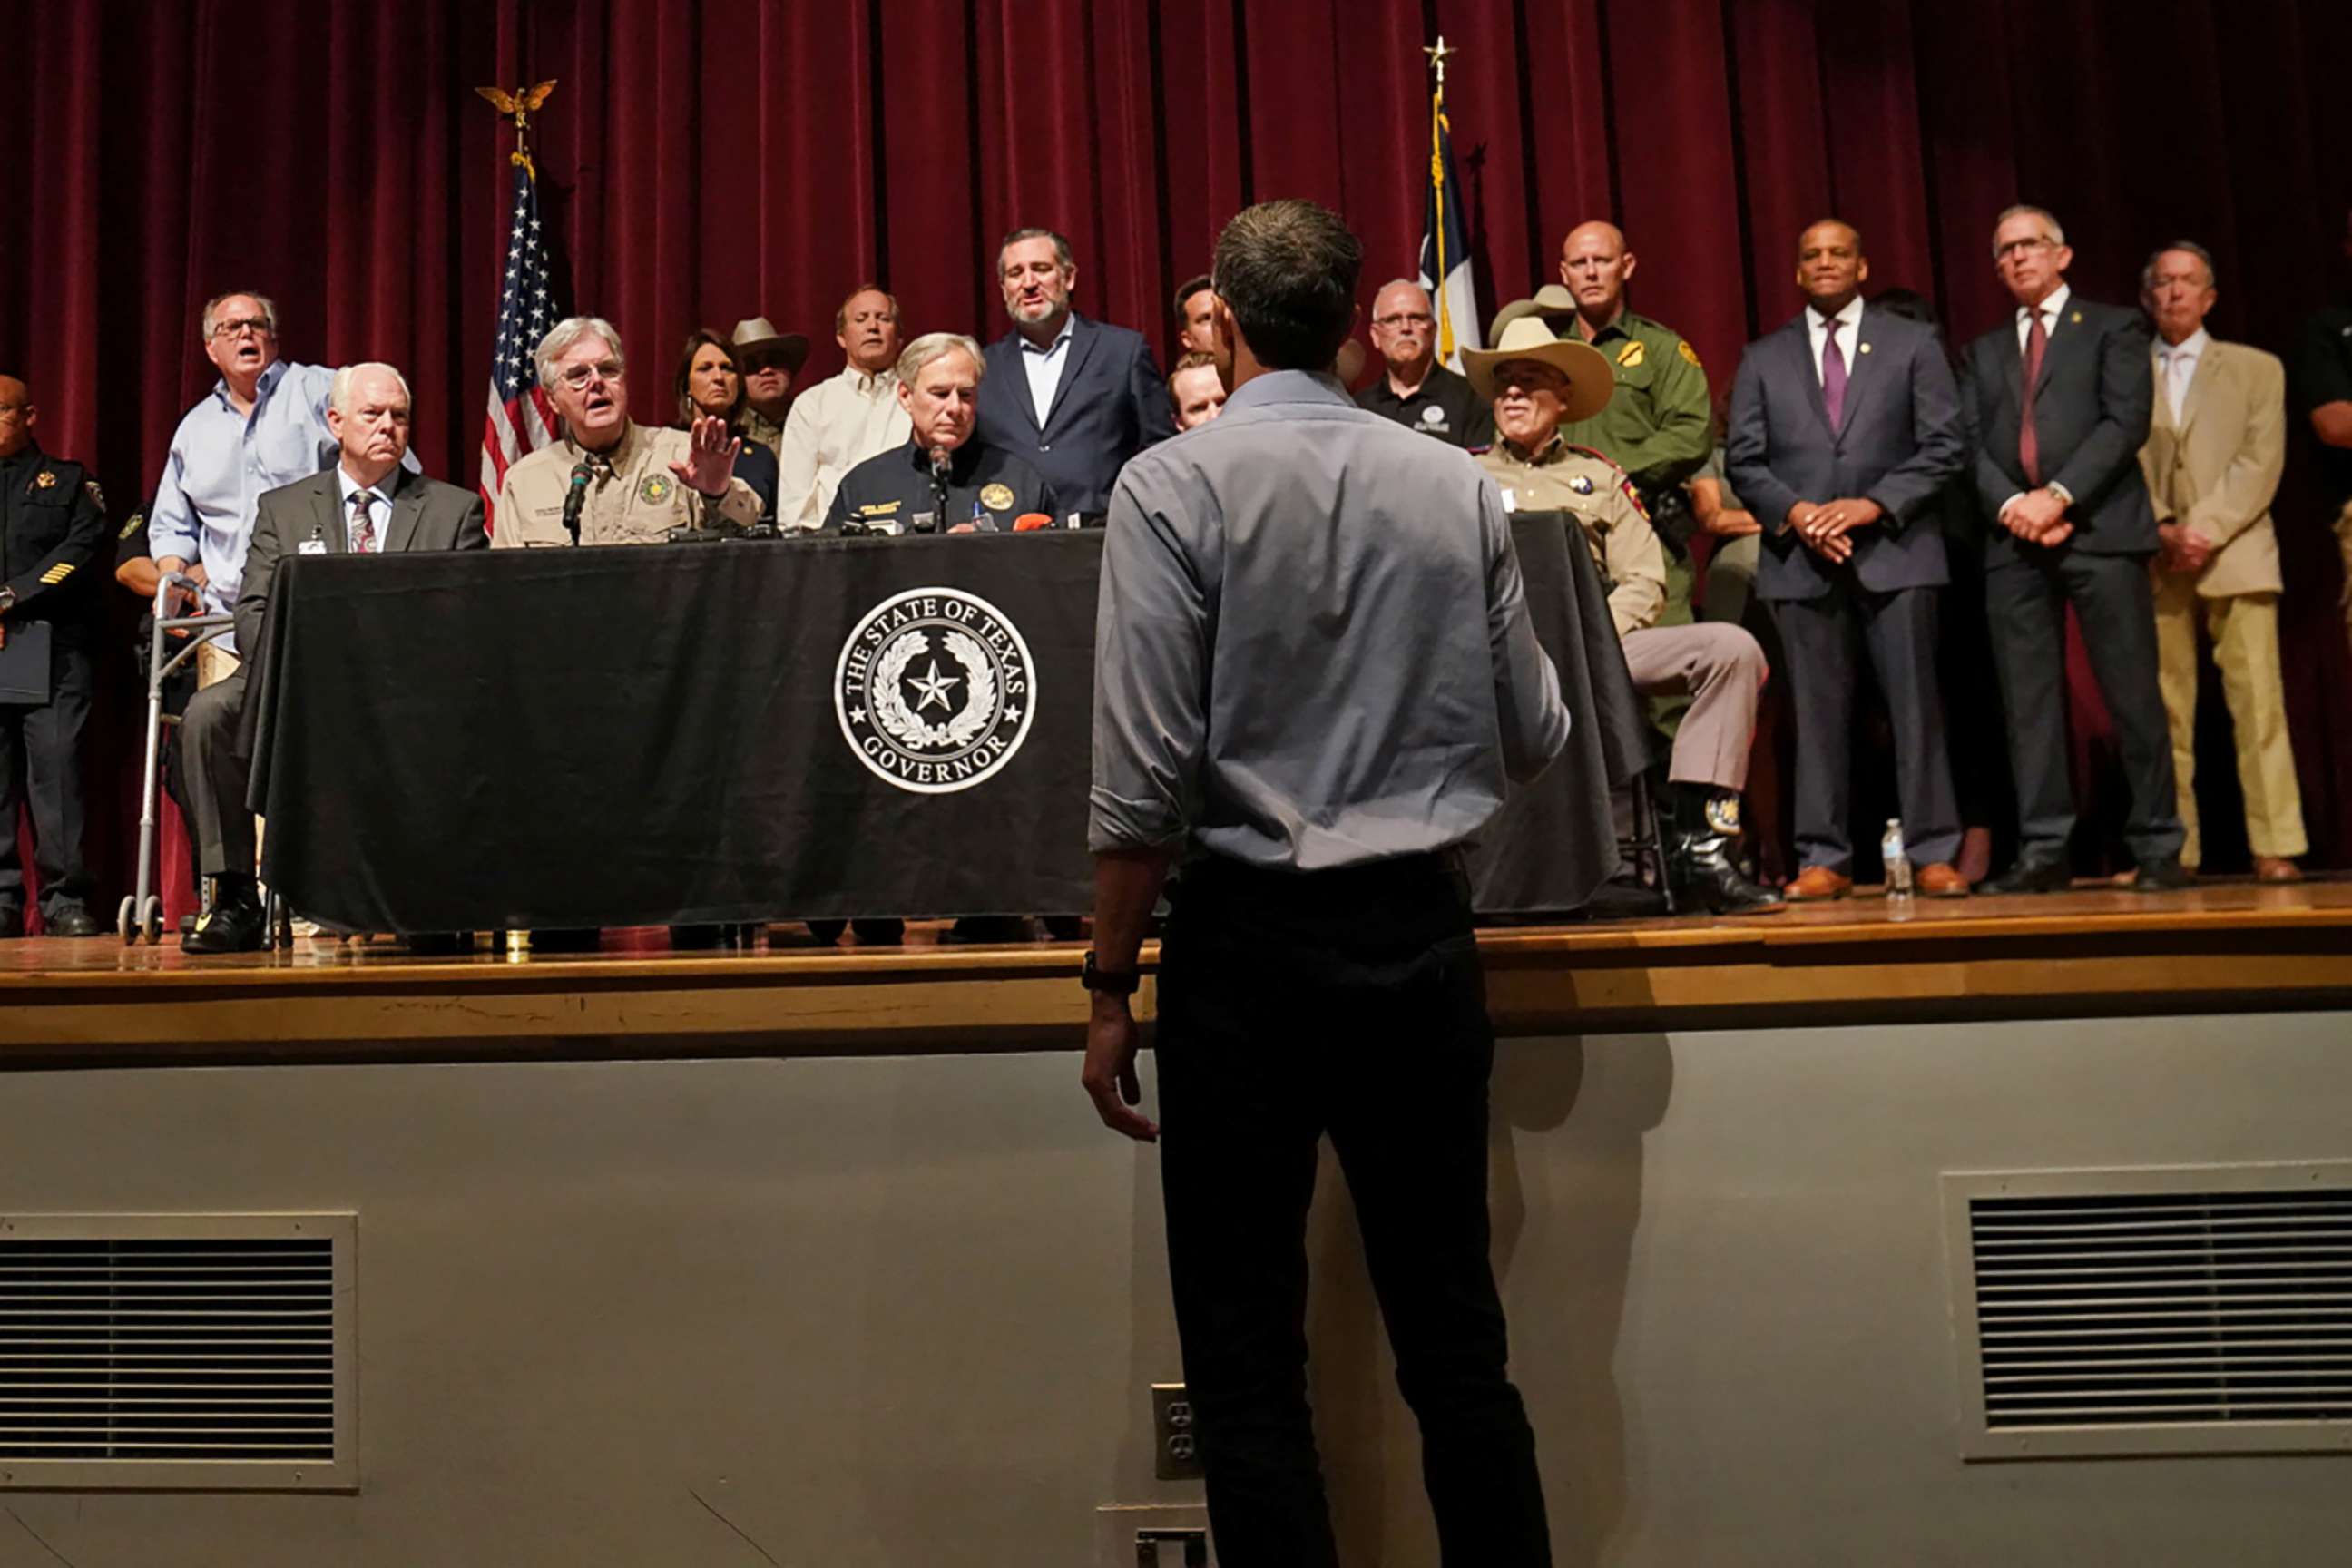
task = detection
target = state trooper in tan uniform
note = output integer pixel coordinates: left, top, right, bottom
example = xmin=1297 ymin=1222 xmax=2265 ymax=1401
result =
xmin=1470 ymin=310 xmax=1781 ymax=916
xmin=493 ymin=316 xmax=760 ymax=547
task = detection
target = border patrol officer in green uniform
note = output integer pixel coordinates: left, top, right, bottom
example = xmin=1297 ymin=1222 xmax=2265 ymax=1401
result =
xmin=821 ymin=333 xmax=1059 ymax=535
xmin=0 ymin=375 xmax=107 ymax=936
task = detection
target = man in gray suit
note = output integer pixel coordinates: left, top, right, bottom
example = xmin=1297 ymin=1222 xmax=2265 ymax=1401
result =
xmin=1727 ymin=220 xmax=1969 ymax=898
xmin=1959 ymin=205 xmax=2186 ymax=893
xmin=181 ymin=362 xmax=487 ymax=953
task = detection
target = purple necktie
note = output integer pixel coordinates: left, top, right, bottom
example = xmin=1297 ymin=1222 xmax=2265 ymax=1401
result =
xmin=1822 ymin=320 xmax=1848 ymax=430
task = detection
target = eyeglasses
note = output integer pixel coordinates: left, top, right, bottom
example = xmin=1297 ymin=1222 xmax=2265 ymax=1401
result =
xmin=1994 ymin=237 xmax=2057 ymax=260
xmin=556 ymin=360 xmax=626 ymax=390
xmin=209 ymin=317 xmax=273 ymax=340
xmin=1374 ymin=312 xmax=1436 ymax=329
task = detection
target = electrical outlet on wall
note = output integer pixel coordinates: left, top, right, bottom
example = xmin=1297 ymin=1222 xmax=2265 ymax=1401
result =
xmin=1152 ymin=1382 xmax=1204 ymax=1480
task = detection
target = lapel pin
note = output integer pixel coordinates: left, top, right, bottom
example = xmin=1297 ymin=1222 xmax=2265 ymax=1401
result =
xmin=2070 ymin=310 xmax=2083 ymax=325
xmin=1858 ymin=342 xmax=1873 ymax=355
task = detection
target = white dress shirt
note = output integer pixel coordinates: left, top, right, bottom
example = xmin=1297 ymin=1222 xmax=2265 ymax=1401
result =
xmin=771 ymin=364 xmax=912 ymax=530
xmin=1807 ymin=295 xmax=1866 ymax=384
xmin=1021 ymin=315 xmax=1077 ymax=428
xmin=336 ymin=466 xmax=388 ymax=554
xmin=2156 ymin=327 xmax=2209 ymax=426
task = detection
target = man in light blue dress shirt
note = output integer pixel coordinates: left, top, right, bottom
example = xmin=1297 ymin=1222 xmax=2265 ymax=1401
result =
xmin=147 ymin=289 xmax=414 ymax=653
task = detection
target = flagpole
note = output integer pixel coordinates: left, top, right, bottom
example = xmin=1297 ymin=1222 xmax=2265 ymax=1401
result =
xmin=1424 ymin=36 xmax=1459 ymax=362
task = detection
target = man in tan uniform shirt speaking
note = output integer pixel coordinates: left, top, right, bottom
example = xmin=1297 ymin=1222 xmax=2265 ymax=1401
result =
xmin=2136 ymin=242 xmax=2305 ymax=881
xmin=1473 ymin=311 xmax=1781 ymax=916
xmin=493 ymin=316 xmax=760 ymax=546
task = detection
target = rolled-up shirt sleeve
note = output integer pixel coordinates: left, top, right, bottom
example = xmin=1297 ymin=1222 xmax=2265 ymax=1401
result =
xmin=1090 ymin=468 xmax=1212 ymax=853
xmin=1480 ymin=475 xmax=1571 ymax=785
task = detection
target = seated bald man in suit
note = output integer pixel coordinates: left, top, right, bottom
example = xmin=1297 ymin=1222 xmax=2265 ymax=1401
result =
xmin=181 ymin=361 xmax=487 ymax=953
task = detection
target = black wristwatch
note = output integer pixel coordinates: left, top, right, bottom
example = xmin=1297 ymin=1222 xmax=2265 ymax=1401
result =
xmin=1082 ymin=951 xmax=1140 ymax=997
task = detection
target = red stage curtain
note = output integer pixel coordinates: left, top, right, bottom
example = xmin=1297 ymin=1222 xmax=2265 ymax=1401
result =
xmin=3 ymin=0 xmax=2347 ymax=917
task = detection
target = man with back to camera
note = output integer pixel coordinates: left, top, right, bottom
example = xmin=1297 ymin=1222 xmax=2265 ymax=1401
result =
xmin=2137 ymin=240 xmax=2304 ymax=882
xmin=1353 ymin=278 xmax=1494 ymax=447
xmin=974 ymin=227 xmax=1173 ymax=520
xmin=1959 ymin=205 xmax=2186 ymax=892
xmin=179 ymin=363 xmax=486 ymax=953
xmin=774 ymin=285 xmax=911 ymax=530
xmin=1724 ymin=219 xmax=1970 ymax=900
xmin=1083 ymin=198 xmax=1568 ymax=1567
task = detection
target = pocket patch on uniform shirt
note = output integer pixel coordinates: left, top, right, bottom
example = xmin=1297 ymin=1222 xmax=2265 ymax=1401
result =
xmin=979 ymin=483 xmax=1015 ymax=512
xmin=639 ymin=473 xmax=674 ymax=505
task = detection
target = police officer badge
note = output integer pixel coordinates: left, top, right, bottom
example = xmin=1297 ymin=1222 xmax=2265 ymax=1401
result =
xmin=978 ymin=482 xmax=1015 ymax=514
xmin=836 ymin=586 xmax=1036 ymax=794
xmin=639 ymin=473 xmax=674 ymax=506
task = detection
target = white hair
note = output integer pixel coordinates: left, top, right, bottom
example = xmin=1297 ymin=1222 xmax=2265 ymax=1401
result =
xmin=199 ymin=289 xmax=278 ymax=344
xmin=535 ymin=316 xmax=627 ymax=388
xmin=1991 ymin=204 xmax=2066 ymax=256
xmin=897 ymin=332 xmax=985 ymax=384
xmin=329 ymin=362 xmax=413 ymax=416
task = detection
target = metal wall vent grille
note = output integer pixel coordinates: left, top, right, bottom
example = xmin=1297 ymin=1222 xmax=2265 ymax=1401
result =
xmin=1945 ymin=1166 xmax=2352 ymax=1460
xmin=0 ymin=1214 xmax=354 ymax=1490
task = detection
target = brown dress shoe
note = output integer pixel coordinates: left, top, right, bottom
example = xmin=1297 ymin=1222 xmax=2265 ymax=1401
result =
xmin=1786 ymin=866 xmax=1853 ymax=901
xmin=1916 ymin=862 xmax=1970 ymax=897
xmin=2254 ymin=856 xmax=2303 ymax=884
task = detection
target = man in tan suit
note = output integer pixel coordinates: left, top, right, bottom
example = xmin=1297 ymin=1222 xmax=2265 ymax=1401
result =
xmin=2137 ymin=242 xmax=2305 ymax=881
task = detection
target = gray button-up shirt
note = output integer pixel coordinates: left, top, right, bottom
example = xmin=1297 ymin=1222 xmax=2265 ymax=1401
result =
xmin=1091 ymin=368 xmax=1569 ymax=869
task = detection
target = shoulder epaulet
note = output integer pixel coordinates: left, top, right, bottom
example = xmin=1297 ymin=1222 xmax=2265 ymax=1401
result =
xmin=1561 ymin=443 xmax=1647 ymax=518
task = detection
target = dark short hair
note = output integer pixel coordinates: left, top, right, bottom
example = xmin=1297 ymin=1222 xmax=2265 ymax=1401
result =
xmin=1798 ymin=217 xmax=1865 ymax=256
xmin=672 ymin=329 xmax=742 ymax=428
xmin=1210 ymin=201 xmax=1363 ymax=371
xmin=997 ymin=227 xmax=1074 ymax=275
xmin=1172 ymin=274 xmax=1213 ymax=323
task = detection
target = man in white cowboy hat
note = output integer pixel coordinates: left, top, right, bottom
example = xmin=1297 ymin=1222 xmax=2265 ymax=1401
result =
xmin=728 ymin=315 xmax=812 ymax=466
xmin=1471 ymin=309 xmax=1783 ymax=915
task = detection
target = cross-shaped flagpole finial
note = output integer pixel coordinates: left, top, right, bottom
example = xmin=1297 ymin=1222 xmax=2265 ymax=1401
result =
xmin=1424 ymin=34 xmax=1455 ymax=90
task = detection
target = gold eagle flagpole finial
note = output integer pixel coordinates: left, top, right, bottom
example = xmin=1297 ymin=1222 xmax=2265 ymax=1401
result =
xmin=475 ymin=79 xmax=556 ymax=180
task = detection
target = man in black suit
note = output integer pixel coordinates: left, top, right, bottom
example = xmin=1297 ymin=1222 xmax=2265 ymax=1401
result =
xmin=1960 ymin=205 xmax=2186 ymax=892
xmin=1727 ymin=220 xmax=1969 ymax=899
xmin=974 ymin=227 xmax=1173 ymax=520
xmin=181 ymin=362 xmax=487 ymax=952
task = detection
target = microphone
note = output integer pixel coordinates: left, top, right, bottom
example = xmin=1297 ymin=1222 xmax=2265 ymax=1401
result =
xmin=563 ymin=458 xmax=594 ymax=544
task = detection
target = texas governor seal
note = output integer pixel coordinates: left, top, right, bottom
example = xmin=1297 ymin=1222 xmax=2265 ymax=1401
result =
xmin=835 ymin=586 xmax=1037 ymax=793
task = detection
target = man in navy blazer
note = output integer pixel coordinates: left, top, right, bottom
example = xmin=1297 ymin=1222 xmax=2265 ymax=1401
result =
xmin=1959 ymin=205 xmax=2186 ymax=893
xmin=1727 ymin=220 xmax=1968 ymax=899
xmin=975 ymin=227 xmax=1174 ymax=520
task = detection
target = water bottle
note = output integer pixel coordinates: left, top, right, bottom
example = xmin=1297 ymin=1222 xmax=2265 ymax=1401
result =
xmin=1881 ymin=818 xmax=1914 ymax=908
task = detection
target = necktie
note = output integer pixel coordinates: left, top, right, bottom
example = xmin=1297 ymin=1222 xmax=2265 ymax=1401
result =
xmin=348 ymin=487 xmax=377 ymax=554
xmin=2019 ymin=308 xmax=2049 ymax=485
xmin=1822 ymin=320 xmax=1848 ymax=430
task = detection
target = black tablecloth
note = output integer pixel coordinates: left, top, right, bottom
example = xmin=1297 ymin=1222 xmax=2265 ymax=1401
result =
xmin=252 ymin=524 xmax=1633 ymax=933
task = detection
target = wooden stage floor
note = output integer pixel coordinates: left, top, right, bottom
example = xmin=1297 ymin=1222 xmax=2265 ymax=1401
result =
xmin=4 ymin=880 xmax=2347 ymax=1063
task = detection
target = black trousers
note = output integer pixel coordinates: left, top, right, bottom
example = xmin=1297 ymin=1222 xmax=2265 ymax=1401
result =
xmin=0 ymin=633 xmax=94 ymax=914
xmin=1156 ymin=854 xmax=1550 ymax=1568
xmin=1984 ymin=550 xmax=2183 ymax=863
xmin=1770 ymin=580 xmax=1962 ymax=873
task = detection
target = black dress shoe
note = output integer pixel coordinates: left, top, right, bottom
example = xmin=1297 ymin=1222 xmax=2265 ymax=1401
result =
xmin=44 ymin=906 xmax=103 ymax=938
xmin=1980 ymin=856 xmax=2070 ymax=896
xmin=2128 ymin=858 xmax=2194 ymax=893
xmin=1668 ymin=832 xmax=1786 ymax=916
xmin=182 ymin=897 xmax=267 ymax=954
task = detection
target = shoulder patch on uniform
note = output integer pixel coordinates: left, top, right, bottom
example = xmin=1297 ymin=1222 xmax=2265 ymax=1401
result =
xmin=1677 ymin=340 xmax=1703 ymax=369
xmin=83 ymin=479 xmax=104 ymax=512
xmin=1559 ymin=442 xmax=1646 ymax=520
xmin=119 ymin=514 xmax=143 ymax=541
xmin=1616 ymin=340 xmax=1645 ymax=369
xmin=638 ymin=473 xmax=674 ymax=506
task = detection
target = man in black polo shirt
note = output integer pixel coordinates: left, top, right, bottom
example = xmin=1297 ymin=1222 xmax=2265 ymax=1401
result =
xmin=1353 ymin=279 xmax=1494 ymax=448
xmin=823 ymin=333 xmax=1060 ymax=535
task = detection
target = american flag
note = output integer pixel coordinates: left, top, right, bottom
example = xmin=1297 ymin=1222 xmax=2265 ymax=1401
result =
xmin=479 ymin=161 xmax=561 ymax=531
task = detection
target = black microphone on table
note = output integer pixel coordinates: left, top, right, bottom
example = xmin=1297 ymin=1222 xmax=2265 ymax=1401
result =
xmin=563 ymin=458 xmax=593 ymax=544
xmin=925 ymin=445 xmax=952 ymax=534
